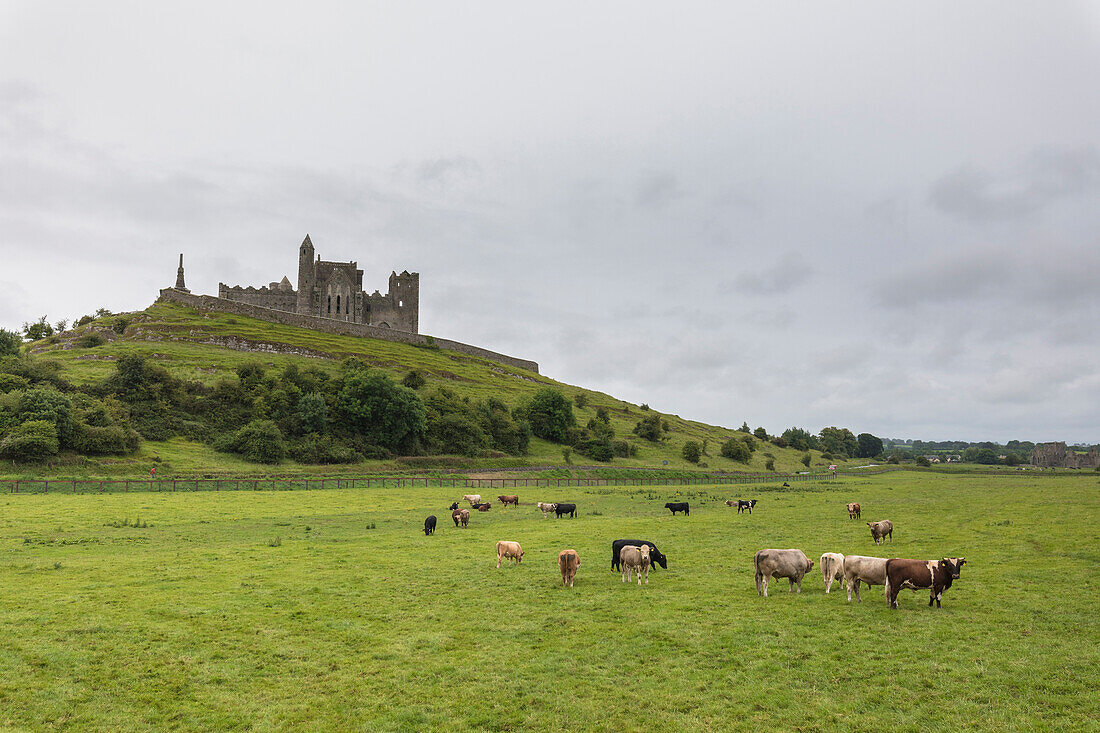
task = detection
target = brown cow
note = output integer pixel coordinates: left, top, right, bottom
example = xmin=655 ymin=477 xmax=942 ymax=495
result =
xmin=885 ymin=557 xmax=967 ymax=609
xmin=496 ymin=541 xmax=523 ymax=567
xmin=452 ymin=508 xmax=470 ymax=528
xmin=558 ymin=549 xmax=580 ymax=588
xmin=847 ymin=502 xmax=861 ymax=519
xmin=476 ymin=503 xmax=492 ymax=512
xmin=867 ymin=519 xmax=893 ymax=544
xmin=498 ymin=495 xmax=519 ymax=507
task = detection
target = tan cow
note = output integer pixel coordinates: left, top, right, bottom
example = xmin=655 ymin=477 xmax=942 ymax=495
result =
xmin=619 ymin=544 xmax=651 ymax=585
xmin=754 ymin=548 xmax=814 ymax=597
xmin=452 ymin=508 xmax=470 ymax=528
xmin=558 ymin=549 xmax=580 ymax=588
xmin=820 ymin=552 xmax=845 ymax=593
xmin=867 ymin=519 xmax=893 ymax=544
xmin=841 ymin=554 xmax=888 ymax=602
xmin=537 ymin=502 xmax=557 ymax=518
xmin=847 ymin=502 xmax=861 ymax=519
xmin=496 ymin=541 xmax=524 ymax=568
xmin=463 ymin=494 xmax=482 ymax=507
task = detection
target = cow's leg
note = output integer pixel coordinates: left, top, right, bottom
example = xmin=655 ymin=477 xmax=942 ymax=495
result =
xmin=761 ymin=575 xmax=769 ymax=597
xmin=788 ymin=577 xmax=795 ymax=593
xmin=796 ymin=577 xmax=803 ymax=593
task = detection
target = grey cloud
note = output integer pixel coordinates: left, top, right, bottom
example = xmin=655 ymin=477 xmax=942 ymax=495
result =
xmin=929 ymin=147 xmax=1100 ymax=222
xmin=634 ymin=171 xmax=680 ymax=209
xmin=725 ymin=254 xmax=814 ymax=296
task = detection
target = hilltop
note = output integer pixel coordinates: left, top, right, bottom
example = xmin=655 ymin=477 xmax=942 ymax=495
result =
xmin=4 ymin=301 xmax=840 ymax=478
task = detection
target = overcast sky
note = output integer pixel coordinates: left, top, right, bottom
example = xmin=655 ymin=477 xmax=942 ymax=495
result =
xmin=2 ymin=2 xmax=1098 ymax=443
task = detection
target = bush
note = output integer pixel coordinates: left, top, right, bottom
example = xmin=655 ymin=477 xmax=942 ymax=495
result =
xmin=112 ymin=317 xmax=130 ymax=335
xmin=916 ymin=455 xmax=931 ymax=467
xmin=74 ymin=424 xmax=141 ymax=455
xmin=574 ymin=393 xmax=588 ymax=409
xmin=771 ymin=436 xmax=787 ymax=448
xmin=401 ymin=370 xmax=426 ymax=390
xmin=682 ymin=440 xmax=702 ymax=463
xmin=77 ymin=333 xmax=106 ymax=348
xmin=22 ymin=316 xmax=53 ymax=341
xmin=296 ymin=392 xmax=328 ymax=434
xmin=333 ymin=370 xmax=425 ymax=454
xmin=801 ymin=452 xmax=811 ymax=467
xmin=0 ymin=374 xmax=29 ymax=394
xmin=888 ymin=454 xmax=900 ymax=464
xmin=428 ymin=412 xmax=489 ymax=457
xmin=288 ymin=433 xmax=360 ymax=464
xmin=576 ymin=438 xmax=613 ymax=462
xmin=640 ymin=403 xmax=650 ymax=411
xmin=611 ymin=439 xmax=637 ymax=458
xmin=720 ymin=438 xmax=751 ymax=463
xmin=0 ymin=420 xmax=59 ymax=461
xmin=633 ymin=414 xmax=663 ymax=442
xmin=223 ymin=420 xmax=286 ymax=464
xmin=765 ymin=458 xmax=776 ymax=471
xmin=753 ymin=427 xmax=768 ymax=440
xmin=562 ymin=447 xmax=572 ymax=464
xmin=18 ymin=388 xmax=75 ymax=447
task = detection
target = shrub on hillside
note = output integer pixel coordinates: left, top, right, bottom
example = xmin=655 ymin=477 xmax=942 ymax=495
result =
xmin=0 ymin=420 xmax=59 ymax=461
xmin=220 ymin=420 xmax=286 ymax=464
xmin=682 ymin=440 xmax=702 ymax=464
xmin=0 ymin=329 xmax=20 ymax=357
xmin=295 ymin=392 xmax=328 ymax=434
xmin=801 ymin=452 xmax=811 ymax=467
xmin=18 ymin=388 xmax=75 ymax=447
xmin=77 ymin=333 xmax=106 ymax=348
xmin=288 ymin=433 xmax=360 ymax=464
xmin=112 ymin=317 xmax=130 ymax=335
xmin=611 ymin=439 xmax=637 ymax=458
xmin=633 ymin=413 xmax=663 ymax=442
xmin=721 ymin=438 xmax=751 ymax=463
xmin=0 ymin=374 xmax=29 ymax=394
xmin=576 ymin=438 xmax=613 ymax=462
xmin=765 ymin=457 xmax=776 ymax=471
xmin=574 ymin=393 xmax=588 ymax=409
xmin=916 ymin=455 xmax=931 ymax=467
xmin=333 ymin=369 xmax=424 ymax=454
xmin=754 ymin=427 xmax=768 ymax=440
xmin=515 ymin=388 xmax=575 ymax=443
xmin=401 ymin=370 xmax=426 ymax=390
xmin=772 ymin=435 xmax=787 ymax=448
xmin=74 ymin=424 xmax=141 ymax=455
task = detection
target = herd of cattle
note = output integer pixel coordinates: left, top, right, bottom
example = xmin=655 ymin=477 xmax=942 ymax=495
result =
xmin=420 ymin=493 xmax=967 ymax=609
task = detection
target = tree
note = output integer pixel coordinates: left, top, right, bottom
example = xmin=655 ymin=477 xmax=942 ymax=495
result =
xmin=18 ymin=388 xmax=75 ymax=447
xmin=516 ymin=388 xmax=575 ymax=443
xmin=333 ymin=370 xmax=425 ymax=453
xmin=781 ymin=427 xmax=818 ymax=452
xmin=1004 ymin=453 xmax=1022 ymax=466
xmin=0 ymin=329 xmax=21 ymax=356
xmin=819 ymin=427 xmax=858 ymax=457
xmin=753 ymin=427 xmax=768 ymax=440
xmin=856 ymin=433 xmax=883 ymax=458
xmin=739 ymin=422 xmax=751 ymax=433
xmin=801 ymin=452 xmax=811 ymax=467
xmin=225 ymin=420 xmax=286 ymax=464
xmin=22 ymin=316 xmax=53 ymax=341
xmin=296 ymin=393 xmax=328 ymax=434
xmin=633 ymin=413 xmax=664 ymax=442
xmin=916 ymin=455 xmax=931 ymax=467
xmin=681 ymin=441 xmax=702 ymax=463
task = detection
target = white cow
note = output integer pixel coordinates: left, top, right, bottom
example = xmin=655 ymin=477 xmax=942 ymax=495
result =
xmin=619 ymin=544 xmax=651 ymax=585
xmin=463 ymin=494 xmax=482 ymax=507
xmin=537 ymin=502 xmax=557 ymax=519
xmin=841 ymin=555 xmax=889 ymax=602
xmin=820 ymin=552 xmax=845 ymax=594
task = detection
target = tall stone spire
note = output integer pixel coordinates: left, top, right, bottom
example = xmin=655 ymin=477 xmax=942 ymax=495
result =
xmin=175 ymin=253 xmax=190 ymax=292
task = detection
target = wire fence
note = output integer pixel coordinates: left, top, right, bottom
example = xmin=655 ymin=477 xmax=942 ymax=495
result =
xmin=0 ymin=468 xmax=901 ymax=495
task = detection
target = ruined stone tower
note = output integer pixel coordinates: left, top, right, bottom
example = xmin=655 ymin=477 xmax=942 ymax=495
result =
xmin=174 ymin=254 xmax=189 ymax=292
xmin=296 ymin=234 xmax=315 ymax=315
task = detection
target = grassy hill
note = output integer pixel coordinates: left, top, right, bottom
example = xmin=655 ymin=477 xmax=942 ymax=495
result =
xmin=9 ymin=301 xmax=842 ymax=478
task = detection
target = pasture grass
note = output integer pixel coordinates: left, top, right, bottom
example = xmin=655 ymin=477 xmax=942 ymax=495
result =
xmin=0 ymin=471 xmax=1096 ymax=730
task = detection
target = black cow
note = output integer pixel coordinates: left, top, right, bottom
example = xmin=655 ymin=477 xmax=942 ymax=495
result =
xmin=555 ymin=503 xmax=577 ymax=518
xmin=737 ymin=499 xmax=758 ymax=514
xmin=448 ymin=502 xmax=459 ymax=511
xmin=423 ymin=515 xmax=437 ymax=535
xmin=610 ymin=539 xmax=668 ymax=571
xmin=665 ymin=502 xmax=689 ymax=516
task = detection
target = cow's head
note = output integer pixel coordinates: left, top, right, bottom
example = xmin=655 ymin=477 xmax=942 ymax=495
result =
xmin=639 ymin=544 xmax=651 ymax=561
xmin=517 ymin=548 xmax=524 ymax=562
xmin=941 ymin=558 xmax=966 ymax=579
xmin=449 ymin=502 xmax=459 ymax=511
xmin=806 ymin=558 xmax=815 ymax=572
xmin=650 ymin=548 xmax=668 ymax=569
xmin=750 ymin=500 xmax=758 ymax=506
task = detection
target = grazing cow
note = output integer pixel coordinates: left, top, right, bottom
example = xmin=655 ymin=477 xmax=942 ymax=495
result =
xmin=665 ymin=502 xmax=689 ymax=516
xmin=867 ymin=519 xmax=893 ymax=544
xmin=782 ymin=482 xmax=790 ymax=488
xmin=496 ymin=540 xmax=524 ymax=568
xmin=820 ymin=552 xmax=844 ymax=593
xmin=885 ymin=558 xmax=967 ymax=609
xmin=725 ymin=500 xmax=735 ymax=507
xmin=619 ymin=544 xmax=651 ymax=584
xmin=611 ymin=539 xmax=668 ymax=572
xmin=537 ymin=502 xmax=557 ymax=519
xmin=737 ymin=500 xmax=758 ymax=514
xmin=476 ymin=503 xmax=492 ymax=512
xmin=754 ymin=548 xmax=814 ymax=597
xmin=555 ymin=503 xmax=577 ymax=518
xmin=463 ymin=494 xmax=482 ymax=507
xmin=452 ymin=508 xmax=470 ymax=528
xmin=424 ymin=515 xmax=437 ymax=536
xmin=498 ymin=495 xmax=519 ymax=507
xmin=558 ymin=549 xmax=580 ymax=588
xmin=841 ymin=555 xmax=888 ymax=602
xmin=847 ymin=502 xmax=861 ymax=519
xmin=449 ymin=502 xmax=460 ymax=512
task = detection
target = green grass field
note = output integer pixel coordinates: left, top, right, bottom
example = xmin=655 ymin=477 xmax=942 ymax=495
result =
xmin=1 ymin=471 xmax=1097 ymax=730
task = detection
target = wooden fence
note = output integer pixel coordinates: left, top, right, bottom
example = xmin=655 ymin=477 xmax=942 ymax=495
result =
xmin=0 ymin=469 xmax=896 ymax=495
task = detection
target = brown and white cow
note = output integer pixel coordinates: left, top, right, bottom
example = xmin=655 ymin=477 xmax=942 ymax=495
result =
xmin=537 ymin=502 xmax=557 ymax=519
xmin=463 ymin=494 xmax=482 ymax=507
xmin=619 ymin=544 xmax=651 ymax=585
xmin=754 ymin=548 xmax=814 ymax=597
xmin=476 ymin=503 xmax=492 ymax=512
xmin=885 ymin=557 xmax=966 ymax=609
xmin=496 ymin=541 xmax=524 ymax=568
xmin=841 ymin=554 xmax=888 ymax=602
xmin=867 ymin=519 xmax=893 ymax=544
xmin=847 ymin=502 xmax=861 ymax=519
xmin=452 ymin=508 xmax=470 ymax=528
xmin=558 ymin=549 xmax=580 ymax=588
xmin=820 ymin=552 xmax=845 ymax=594
xmin=498 ymin=495 xmax=519 ymax=507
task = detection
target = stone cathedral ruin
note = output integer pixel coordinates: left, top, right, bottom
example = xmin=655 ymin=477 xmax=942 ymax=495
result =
xmin=160 ymin=235 xmax=538 ymax=373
